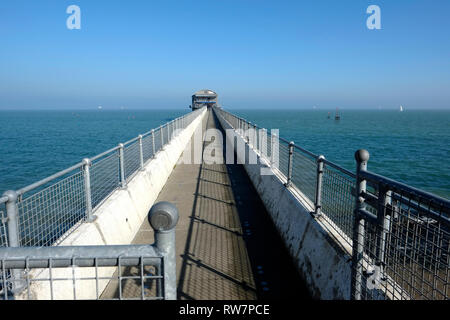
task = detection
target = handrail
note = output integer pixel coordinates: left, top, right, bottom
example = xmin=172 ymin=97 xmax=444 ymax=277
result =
xmin=9 ymin=108 xmax=204 ymax=198
xmin=16 ymin=162 xmax=84 ymax=196
xmin=215 ymin=106 xmax=450 ymax=301
xmin=0 ymin=107 xmax=206 ymax=249
xmin=359 ymin=169 xmax=450 ymax=216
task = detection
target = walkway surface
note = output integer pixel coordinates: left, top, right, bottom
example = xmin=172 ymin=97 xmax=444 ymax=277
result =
xmin=102 ymin=109 xmax=310 ymax=300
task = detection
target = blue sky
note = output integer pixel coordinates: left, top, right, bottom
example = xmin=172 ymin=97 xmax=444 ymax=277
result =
xmin=0 ymin=0 xmax=449 ymax=109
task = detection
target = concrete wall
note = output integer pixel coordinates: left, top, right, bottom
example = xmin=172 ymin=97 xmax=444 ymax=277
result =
xmin=17 ymin=108 xmax=207 ymax=300
xmin=215 ymin=109 xmax=352 ymax=300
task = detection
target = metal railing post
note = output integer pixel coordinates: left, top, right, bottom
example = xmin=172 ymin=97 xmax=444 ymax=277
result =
xmin=118 ymin=143 xmax=126 ymax=188
xmin=260 ymin=128 xmax=267 ymax=159
xmin=4 ymin=191 xmax=20 ymax=248
xmin=138 ymin=135 xmax=144 ymax=170
xmin=285 ymin=141 xmax=294 ymax=187
xmin=372 ymin=186 xmax=391 ymax=288
xmin=151 ymin=129 xmax=156 ymax=157
xmin=160 ymin=126 xmax=164 ymax=148
xmin=167 ymin=123 xmax=170 ymax=142
xmin=82 ymin=159 xmax=95 ymax=222
xmin=2 ymin=190 xmax=25 ymax=294
xmin=271 ymin=132 xmax=277 ymax=166
xmin=351 ymin=149 xmax=370 ymax=300
xmin=254 ymin=124 xmax=258 ymax=151
xmin=248 ymin=122 xmax=253 ymax=146
xmin=314 ymin=155 xmax=325 ymax=216
xmin=149 ymin=202 xmax=179 ymax=300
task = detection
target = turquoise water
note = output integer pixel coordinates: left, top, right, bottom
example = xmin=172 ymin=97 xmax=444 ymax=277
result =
xmin=232 ymin=109 xmax=450 ymax=199
xmin=0 ymin=109 xmax=449 ymax=199
xmin=0 ymin=110 xmax=185 ymax=193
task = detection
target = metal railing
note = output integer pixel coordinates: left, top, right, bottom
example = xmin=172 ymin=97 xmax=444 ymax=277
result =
xmin=215 ymin=107 xmax=356 ymax=243
xmin=213 ymin=107 xmax=450 ymax=300
xmin=0 ymin=201 xmax=179 ymax=300
xmin=352 ymin=151 xmax=450 ymax=300
xmin=0 ymin=107 xmax=205 ymax=249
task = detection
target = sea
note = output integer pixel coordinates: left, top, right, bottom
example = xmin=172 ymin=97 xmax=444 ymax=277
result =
xmin=0 ymin=109 xmax=449 ymax=199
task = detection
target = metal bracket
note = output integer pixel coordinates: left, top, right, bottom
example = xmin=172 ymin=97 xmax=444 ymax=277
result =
xmin=365 ymin=264 xmax=386 ymax=290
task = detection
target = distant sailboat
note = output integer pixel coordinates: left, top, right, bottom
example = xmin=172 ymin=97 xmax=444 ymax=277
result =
xmin=335 ymin=108 xmax=340 ymax=120
xmin=399 ymin=105 xmax=404 ymax=112
xmin=327 ymin=112 xmax=331 ymax=119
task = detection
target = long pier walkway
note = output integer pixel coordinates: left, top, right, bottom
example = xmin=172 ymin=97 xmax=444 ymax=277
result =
xmin=102 ymin=109 xmax=310 ymax=300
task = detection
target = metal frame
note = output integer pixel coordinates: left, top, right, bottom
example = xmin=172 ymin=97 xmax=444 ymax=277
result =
xmin=0 ymin=202 xmax=179 ymax=300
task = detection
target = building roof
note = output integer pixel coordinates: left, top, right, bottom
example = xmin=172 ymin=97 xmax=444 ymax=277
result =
xmin=193 ymin=89 xmax=217 ymax=96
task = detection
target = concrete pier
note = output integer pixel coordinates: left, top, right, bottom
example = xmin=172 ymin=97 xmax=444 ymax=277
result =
xmin=101 ymin=109 xmax=309 ymax=300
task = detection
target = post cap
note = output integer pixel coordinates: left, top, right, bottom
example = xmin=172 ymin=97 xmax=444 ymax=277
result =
xmin=118 ymin=143 xmax=124 ymax=148
xmin=2 ymin=190 xmax=18 ymax=202
xmin=148 ymin=201 xmax=179 ymax=232
xmin=317 ymin=155 xmax=325 ymax=161
xmin=289 ymin=141 xmax=295 ymax=146
xmin=82 ymin=158 xmax=91 ymax=166
xmin=138 ymin=134 xmax=143 ymax=139
xmin=355 ymin=149 xmax=370 ymax=163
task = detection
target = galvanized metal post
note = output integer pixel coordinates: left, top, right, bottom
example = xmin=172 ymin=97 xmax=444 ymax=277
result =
xmin=373 ymin=186 xmax=391 ymax=286
xmin=271 ymin=132 xmax=277 ymax=166
xmin=254 ymin=124 xmax=258 ymax=151
xmin=2 ymin=190 xmax=25 ymax=293
xmin=82 ymin=159 xmax=95 ymax=222
xmin=118 ymin=143 xmax=126 ymax=188
xmin=248 ymin=122 xmax=253 ymax=146
xmin=245 ymin=121 xmax=248 ymax=143
xmin=160 ymin=126 xmax=164 ymax=148
xmin=151 ymin=129 xmax=156 ymax=157
xmin=148 ymin=201 xmax=179 ymax=300
xmin=285 ymin=142 xmax=294 ymax=187
xmin=351 ymin=149 xmax=370 ymax=300
xmin=167 ymin=122 xmax=170 ymax=142
xmin=138 ymin=135 xmax=144 ymax=170
xmin=314 ymin=155 xmax=325 ymax=216
xmin=260 ymin=128 xmax=267 ymax=159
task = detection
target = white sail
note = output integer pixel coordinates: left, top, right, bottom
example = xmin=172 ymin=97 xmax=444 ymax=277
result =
xmin=399 ymin=105 xmax=403 ymax=112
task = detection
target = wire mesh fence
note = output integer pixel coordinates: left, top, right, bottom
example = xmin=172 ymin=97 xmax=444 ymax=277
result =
xmin=0 ymin=107 xmax=205 ymax=249
xmin=214 ymin=107 xmax=450 ymax=300
xmin=0 ymin=198 xmax=8 ymax=248
xmin=124 ymin=141 xmax=141 ymax=181
xmin=17 ymin=171 xmax=86 ymax=247
xmin=353 ymin=171 xmax=450 ymax=300
xmin=142 ymin=133 xmax=155 ymax=163
xmin=0 ymin=249 xmax=165 ymax=300
xmin=320 ymin=162 xmax=356 ymax=244
xmin=291 ymin=149 xmax=317 ymax=202
xmin=90 ymin=152 xmax=120 ymax=209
